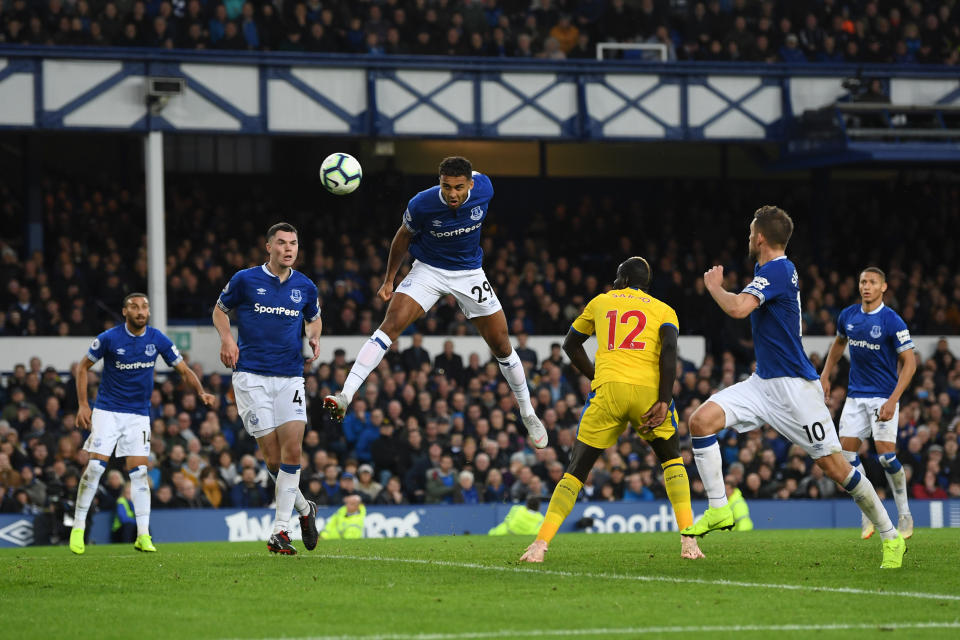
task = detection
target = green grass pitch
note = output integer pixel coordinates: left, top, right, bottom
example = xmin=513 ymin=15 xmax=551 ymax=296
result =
xmin=3 ymin=529 xmax=959 ymax=640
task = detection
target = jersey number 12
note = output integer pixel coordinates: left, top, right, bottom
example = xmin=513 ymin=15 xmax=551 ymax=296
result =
xmin=605 ymin=310 xmax=647 ymax=351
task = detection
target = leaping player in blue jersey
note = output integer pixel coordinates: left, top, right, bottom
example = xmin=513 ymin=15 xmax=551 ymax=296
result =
xmin=821 ymin=267 xmax=917 ymax=540
xmin=323 ymin=156 xmax=548 ymax=449
xmin=213 ymin=222 xmax=323 ymax=555
xmin=681 ymin=206 xmax=906 ymax=569
xmin=70 ymin=293 xmax=215 ymax=555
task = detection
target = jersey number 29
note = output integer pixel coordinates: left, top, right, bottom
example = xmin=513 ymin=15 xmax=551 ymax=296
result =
xmin=605 ymin=310 xmax=647 ymax=351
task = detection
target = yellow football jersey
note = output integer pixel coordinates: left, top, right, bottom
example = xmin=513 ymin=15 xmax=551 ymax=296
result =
xmin=571 ymin=288 xmax=679 ymax=391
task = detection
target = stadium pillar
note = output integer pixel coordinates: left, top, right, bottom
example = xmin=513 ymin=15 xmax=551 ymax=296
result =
xmin=144 ymin=131 xmax=167 ymax=335
xmin=23 ymin=135 xmax=43 ymax=257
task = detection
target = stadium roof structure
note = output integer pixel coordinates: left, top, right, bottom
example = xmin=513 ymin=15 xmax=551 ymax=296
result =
xmin=775 ymin=101 xmax=960 ymax=170
xmin=0 ymin=45 xmax=958 ymax=156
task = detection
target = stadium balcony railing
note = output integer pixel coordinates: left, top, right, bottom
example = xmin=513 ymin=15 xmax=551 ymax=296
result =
xmin=2 ymin=44 xmax=959 ymax=146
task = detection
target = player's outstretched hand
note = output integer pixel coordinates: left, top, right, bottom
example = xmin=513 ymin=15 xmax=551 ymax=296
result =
xmin=820 ymin=376 xmax=831 ymax=401
xmin=77 ymin=405 xmax=92 ymax=430
xmin=377 ymin=281 xmax=394 ymax=302
xmin=306 ymin=336 xmax=320 ymax=364
xmin=199 ymin=392 xmax=216 ymax=407
xmin=640 ymin=401 xmax=668 ymax=429
xmin=703 ymin=265 xmax=725 ymax=290
xmin=220 ymin=339 xmax=239 ymax=369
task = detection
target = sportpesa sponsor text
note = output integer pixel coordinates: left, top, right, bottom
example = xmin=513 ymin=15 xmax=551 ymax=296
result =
xmin=428 ymin=222 xmax=482 ymax=238
xmin=253 ymin=303 xmax=301 ymax=316
xmin=114 ymin=361 xmax=156 ymax=370
xmin=848 ymin=339 xmax=882 ymax=351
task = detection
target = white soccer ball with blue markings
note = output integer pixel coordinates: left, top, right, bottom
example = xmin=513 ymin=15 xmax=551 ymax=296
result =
xmin=320 ymin=152 xmax=362 ymax=195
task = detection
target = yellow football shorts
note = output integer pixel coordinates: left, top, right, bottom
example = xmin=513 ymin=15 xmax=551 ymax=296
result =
xmin=576 ymin=382 xmax=678 ymax=449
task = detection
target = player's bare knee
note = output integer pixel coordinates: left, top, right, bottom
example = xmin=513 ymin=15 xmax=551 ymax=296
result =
xmin=689 ymin=404 xmax=722 ymax=437
xmin=875 ymin=441 xmax=896 ymax=455
xmin=566 ymin=441 xmax=602 ymax=483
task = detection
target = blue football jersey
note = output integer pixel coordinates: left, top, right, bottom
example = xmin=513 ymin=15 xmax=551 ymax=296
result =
xmin=216 ymin=265 xmax=320 ymax=377
xmin=87 ymin=325 xmax=183 ymax=416
xmin=403 ymin=172 xmax=492 ymax=270
xmin=837 ymin=303 xmax=914 ymax=398
xmin=741 ymin=256 xmax=818 ymax=380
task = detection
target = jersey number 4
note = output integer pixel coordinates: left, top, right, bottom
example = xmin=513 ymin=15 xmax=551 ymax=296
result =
xmin=293 ymin=390 xmax=303 ymax=405
xmin=605 ymin=310 xmax=647 ymax=351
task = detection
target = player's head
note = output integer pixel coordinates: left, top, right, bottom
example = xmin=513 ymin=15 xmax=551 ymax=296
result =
xmin=859 ymin=266 xmax=887 ymax=304
xmin=749 ymin=205 xmax=793 ymax=259
xmin=265 ymin=222 xmax=298 ymax=268
xmin=122 ymin=292 xmax=149 ymax=330
xmin=613 ymin=256 xmax=651 ymax=291
xmin=438 ymin=156 xmax=474 ymax=209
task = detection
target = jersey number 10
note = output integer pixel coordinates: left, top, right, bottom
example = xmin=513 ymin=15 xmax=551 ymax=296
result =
xmin=605 ymin=310 xmax=647 ymax=351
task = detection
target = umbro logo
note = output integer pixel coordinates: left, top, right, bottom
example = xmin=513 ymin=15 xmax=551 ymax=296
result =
xmin=432 ymin=220 xmax=442 ymax=227
xmin=256 ymin=288 xmax=267 ymax=295
xmin=116 ymin=348 xmax=125 ymax=355
xmin=847 ymin=324 xmax=854 ymax=331
xmin=0 ymin=519 xmax=34 ymax=547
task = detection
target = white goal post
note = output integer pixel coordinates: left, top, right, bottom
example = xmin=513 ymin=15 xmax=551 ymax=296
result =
xmin=596 ymin=42 xmax=669 ymax=61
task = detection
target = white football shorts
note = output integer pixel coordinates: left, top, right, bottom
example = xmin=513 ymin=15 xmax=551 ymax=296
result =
xmin=83 ymin=408 xmax=151 ymax=458
xmin=708 ymin=374 xmax=841 ymax=459
xmin=395 ymin=260 xmax=502 ymax=319
xmin=838 ymin=396 xmax=899 ymax=444
xmin=232 ymin=371 xmax=307 ymax=439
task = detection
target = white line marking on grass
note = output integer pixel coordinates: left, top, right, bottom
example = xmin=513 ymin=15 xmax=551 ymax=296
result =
xmin=228 ymin=622 xmax=960 ymax=640
xmin=314 ymin=553 xmax=960 ymax=603
xmin=10 ymin=550 xmax=959 ymax=604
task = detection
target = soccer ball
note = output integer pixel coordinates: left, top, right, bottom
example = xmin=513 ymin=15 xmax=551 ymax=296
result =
xmin=320 ymin=153 xmax=362 ymax=195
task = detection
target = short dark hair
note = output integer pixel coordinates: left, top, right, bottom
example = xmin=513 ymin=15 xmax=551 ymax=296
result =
xmin=123 ymin=292 xmax=148 ymax=307
xmin=526 ymin=497 xmax=542 ymax=511
xmin=439 ymin=156 xmax=472 ymax=179
xmin=861 ymin=266 xmax=886 ymax=282
xmin=752 ymin=205 xmax=794 ymax=248
xmin=619 ymin=257 xmax=651 ymax=290
xmin=266 ymin=222 xmax=298 ymax=241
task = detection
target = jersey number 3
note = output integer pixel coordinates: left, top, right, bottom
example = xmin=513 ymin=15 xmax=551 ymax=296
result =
xmin=605 ymin=310 xmax=647 ymax=351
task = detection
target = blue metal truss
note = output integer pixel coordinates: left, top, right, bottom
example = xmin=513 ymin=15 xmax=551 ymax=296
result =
xmin=2 ymin=44 xmax=960 ymax=154
xmin=583 ymin=74 xmax=683 ymax=140
xmin=479 ymin=71 xmax=579 ymax=138
xmin=685 ymin=74 xmax=784 ymax=140
xmin=373 ymin=69 xmax=475 ymax=137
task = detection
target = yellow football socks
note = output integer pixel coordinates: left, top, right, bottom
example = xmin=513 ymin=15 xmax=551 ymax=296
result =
xmin=536 ymin=473 xmax=584 ymax=544
xmin=661 ymin=458 xmax=693 ymax=530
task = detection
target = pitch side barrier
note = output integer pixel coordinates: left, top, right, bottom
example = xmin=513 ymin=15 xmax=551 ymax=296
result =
xmin=1 ymin=499 xmax=957 ymax=547
xmin=1 ymin=45 xmax=958 ymax=142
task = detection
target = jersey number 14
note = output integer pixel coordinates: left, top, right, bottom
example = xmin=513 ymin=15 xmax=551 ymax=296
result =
xmin=605 ymin=310 xmax=647 ymax=351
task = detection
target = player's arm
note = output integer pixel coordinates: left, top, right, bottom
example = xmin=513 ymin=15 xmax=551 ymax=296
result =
xmin=703 ymin=265 xmax=760 ymax=319
xmin=75 ymin=357 xmax=96 ymax=430
xmin=879 ymin=349 xmax=917 ymax=421
xmin=819 ymin=334 xmax=848 ymax=399
xmin=562 ymin=327 xmax=594 ymax=381
xmin=305 ymin=316 xmax=323 ymax=364
xmin=173 ymin=360 xmax=215 ymax=407
xmin=212 ymin=306 xmax=239 ymax=369
xmin=641 ymin=325 xmax=678 ymax=428
xmin=378 ymin=224 xmax=415 ymax=302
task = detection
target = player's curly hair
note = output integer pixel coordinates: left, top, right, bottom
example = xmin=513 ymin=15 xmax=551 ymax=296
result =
xmin=753 ymin=205 xmax=793 ymax=248
xmin=439 ymin=156 xmax=473 ymax=178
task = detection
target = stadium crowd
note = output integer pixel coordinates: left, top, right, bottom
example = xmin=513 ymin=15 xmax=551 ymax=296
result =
xmin=2 ymin=174 xmax=960 ymax=353
xmin=0 ymin=326 xmax=958 ymax=542
xmin=1 ymin=0 xmax=959 ymax=65
xmin=2 ymin=168 xmax=959 ymax=542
